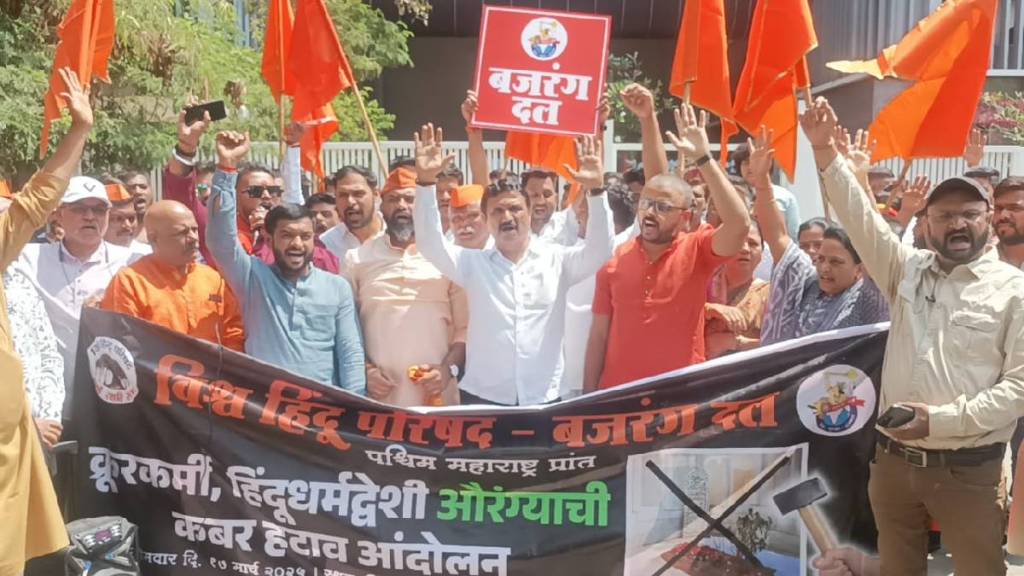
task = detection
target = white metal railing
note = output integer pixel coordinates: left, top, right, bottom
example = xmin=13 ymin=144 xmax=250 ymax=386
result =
xmin=994 ymin=0 xmax=1024 ymax=72
xmin=148 ymin=141 xmax=1024 ymax=199
xmin=876 ymin=146 xmax=1024 ymax=183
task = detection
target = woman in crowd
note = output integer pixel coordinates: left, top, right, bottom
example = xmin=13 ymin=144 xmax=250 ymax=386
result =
xmin=796 ymin=217 xmax=827 ymax=261
xmin=745 ymin=130 xmax=889 ymax=345
xmin=705 ymin=221 xmax=770 ymax=358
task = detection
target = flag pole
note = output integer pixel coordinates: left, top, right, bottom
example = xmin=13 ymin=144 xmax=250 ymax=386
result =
xmin=897 ymin=159 xmax=913 ymax=186
xmin=279 ymin=97 xmax=287 ymax=161
xmin=683 ymin=82 xmax=692 ymax=105
xmin=887 ymin=159 xmax=914 ymax=212
xmin=349 ymin=79 xmax=389 ymax=179
xmin=277 ymin=12 xmax=288 ymax=166
xmin=800 ymin=82 xmax=831 ymax=221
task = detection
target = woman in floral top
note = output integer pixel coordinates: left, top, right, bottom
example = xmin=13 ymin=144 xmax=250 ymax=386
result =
xmin=3 ymin=268 xmax=64 ymax=446
xmin=745 ymin=131 xmax=889 ymax=346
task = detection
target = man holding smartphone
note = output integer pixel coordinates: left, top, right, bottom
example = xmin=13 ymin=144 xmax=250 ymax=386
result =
xmin=802 ymin=98 xmax=1024 ymax=575
xmin=164 ymin=100 xmax=337 ymax=273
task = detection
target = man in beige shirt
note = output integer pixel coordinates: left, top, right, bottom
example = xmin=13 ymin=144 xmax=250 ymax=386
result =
xmin=0 ymin=67 xmax=92 ymax=574
xmin=345 ymin=166 xmax=468 ymax=407
xmin=801 ymin=98 xmax=1024 ymax=575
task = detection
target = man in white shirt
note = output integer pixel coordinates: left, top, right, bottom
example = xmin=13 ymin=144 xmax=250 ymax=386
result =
xmin=101 ymin=178 xmax=152 ymax=258
xmin=523 ymin=168 xmax=578 ymax=245
xmin=320 ymin=165 xmax=385 ymax=269
xmin=413 ymin=124 xmax=614 ymax=405
xmin=14 ymin=176 xmax=136 ymax=418
xmin=561 ymin=183 xmax=638 ymax=399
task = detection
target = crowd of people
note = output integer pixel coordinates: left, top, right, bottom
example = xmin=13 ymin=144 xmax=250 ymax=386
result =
xmin=5 ymin=68 xmax=1024 ymax=573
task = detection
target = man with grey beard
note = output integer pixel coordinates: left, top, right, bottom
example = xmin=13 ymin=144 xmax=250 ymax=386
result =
xmin=343 ymin=166 xmax=468 ymax=408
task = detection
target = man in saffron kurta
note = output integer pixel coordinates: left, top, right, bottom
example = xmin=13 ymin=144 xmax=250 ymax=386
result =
xmin=101 ymin=200 xmax=245 ymax=350
xmin=345 ymin=168 xmax=468 ymax=407
xmin=0 ymin=66 xmax=92 ymax=574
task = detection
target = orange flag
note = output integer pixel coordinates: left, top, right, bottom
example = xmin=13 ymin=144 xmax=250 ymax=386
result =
xmin=827 ymin=0 xmax=997 ymax=161
xmin=505 ymin=132 xmax=582 ymax=206
xmin=40 ymin=0 xmax=116 ymax=158
xmin=732 ymin=0 xmax=817 ymax=179
xmin=285 ymin=0 xmax=354 ymax=175
xmin=286 ymin=0 xmax=354 ymax=119
xmin=669 ymin=0 xmax=737 ymax=162
xmin=504 ymin=132 xmax=578 ymax=181
xmin=297 ymin=104 xmax=338 ymax=179
xmin=261 ymin=0 xmax=294 ymax=104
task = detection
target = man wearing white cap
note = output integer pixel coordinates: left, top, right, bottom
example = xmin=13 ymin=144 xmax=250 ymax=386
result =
xmin=14 ymin=175 xmax=137 ymax=420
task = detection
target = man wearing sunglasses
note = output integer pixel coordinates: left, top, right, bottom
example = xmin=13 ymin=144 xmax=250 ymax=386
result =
xmin=163 ymin=107 xmax=338 ymax=273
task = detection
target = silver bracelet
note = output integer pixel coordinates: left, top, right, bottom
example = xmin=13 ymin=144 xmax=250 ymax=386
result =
xmin=173 ymin=148 xmax=196 ymax=167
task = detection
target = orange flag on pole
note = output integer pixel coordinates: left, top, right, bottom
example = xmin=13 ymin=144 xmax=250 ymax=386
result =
xmin=669 ymin=0 xmax=737 ymax=162
xmin=286 ymin=0 xmax=354 ymax=118
xmin=504 ymin=132 xmax=578 ymax=182
xmin=40 ymin=0 xmax=116 ymax=158
xmin=732 ymin=0 xmax=817 ymax=179
xmin=261 ymin=0 xmax=293 ymax=104
xmin=296 ymin=104 xmax=338 ymax=180
xmin=285 ymin=0 xmax=354 ymax=176
xmin=505 ymin=132 xmax=581 ymax=204
xmin=827 ymin=0 xmax=997 ymax=161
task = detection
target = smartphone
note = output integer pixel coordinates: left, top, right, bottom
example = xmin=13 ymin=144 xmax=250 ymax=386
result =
xmin=877 ymin=405 xmax=915 ymax=428
xmin=184 ymin=100 xmax=227 ymax=125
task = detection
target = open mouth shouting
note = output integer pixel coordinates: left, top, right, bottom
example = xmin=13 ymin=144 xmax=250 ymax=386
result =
xmin=282 ymin=249 xmax=307 ymax=268
xmin=944 ymin=231 xmax=973 ymax=254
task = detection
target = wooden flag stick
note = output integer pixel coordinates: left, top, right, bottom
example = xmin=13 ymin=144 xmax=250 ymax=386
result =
xmin=799 ymin=85 xmax=830 ymax=220
xmin=276 ymin=12 xmax=288 ymax=165
xmin=279 ymin=96 xmax=287 ymax=161
xmin=683 ymin=82 xmax=693 ymax=105
xmin=350 ymin=80 xmax=389 ymax=179
xmin=897 ymin=158 xmax=913 ymax=185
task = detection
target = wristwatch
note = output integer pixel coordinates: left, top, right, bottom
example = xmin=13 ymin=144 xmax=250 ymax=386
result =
xmin=449 ymin=364 xmax=461 ymax=380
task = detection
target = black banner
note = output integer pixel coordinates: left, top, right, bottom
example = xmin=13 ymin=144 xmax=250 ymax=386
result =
xmin=72 ymin=308 xmax=885 ymax=576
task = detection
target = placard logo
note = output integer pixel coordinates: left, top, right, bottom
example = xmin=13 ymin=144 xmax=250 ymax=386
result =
xmin=88 ymin=336 xmax=138 ymax=405
xmin=521 ymin=18 xmax=568 ymax=61
xmin=796 ymin=365 xmax=875 ymax=436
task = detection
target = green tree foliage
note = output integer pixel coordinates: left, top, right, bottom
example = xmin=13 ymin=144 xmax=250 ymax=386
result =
xmin=0 ymin=0 xmax=413 ymax=180
xmin=605 ymin=52 xmax=674 ymax=143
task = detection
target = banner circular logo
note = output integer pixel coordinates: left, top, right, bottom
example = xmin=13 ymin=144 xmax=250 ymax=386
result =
xmin=521 ymin=17 xmax=568 ymax=61
xmin=88 ymin=336 xmax=138 ymax=405
xmin=796 ymin=365 xmax=875 ymax=437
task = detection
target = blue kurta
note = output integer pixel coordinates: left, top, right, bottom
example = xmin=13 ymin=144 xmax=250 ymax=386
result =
xmin=207 ymin=170 xmax=366 ymax=394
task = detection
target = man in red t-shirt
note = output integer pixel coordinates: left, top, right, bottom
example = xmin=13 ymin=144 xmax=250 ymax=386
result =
xmin=583 ymin=104 xmax=752 ymax=391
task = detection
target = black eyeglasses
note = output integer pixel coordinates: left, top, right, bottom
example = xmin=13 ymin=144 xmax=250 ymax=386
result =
xmin=245 ymin=185 xmax=283 ymax=199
